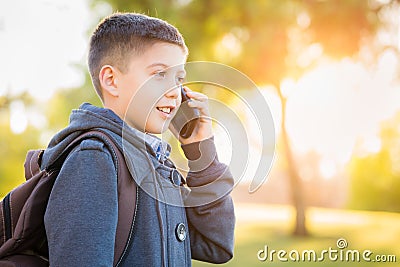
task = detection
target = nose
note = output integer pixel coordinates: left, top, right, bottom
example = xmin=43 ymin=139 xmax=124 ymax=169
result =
xmin=165 ymin=85 xmax=180 ymax=99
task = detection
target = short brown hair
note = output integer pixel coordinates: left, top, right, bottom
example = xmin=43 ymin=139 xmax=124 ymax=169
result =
xmin=88 ymin=13 xmax=188 ymax=100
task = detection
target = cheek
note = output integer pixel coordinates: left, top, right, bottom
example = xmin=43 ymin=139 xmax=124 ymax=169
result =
xmin=146 ymin=106 xmax=174 ymax=133
xmin=125 ymin=92 xmax=162 ymax=131
xmin=144 ymin=109 xmax=164 ymax=133
xmin=123 ymin=74 xmax=172 ymax=132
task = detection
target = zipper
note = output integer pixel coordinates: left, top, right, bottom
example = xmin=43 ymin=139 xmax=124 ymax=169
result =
xmin=3 ymin=192 xmax=12 ymax=241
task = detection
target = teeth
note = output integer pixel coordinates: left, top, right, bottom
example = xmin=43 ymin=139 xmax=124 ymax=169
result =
xmin=158 ymin=107 xmax=171 ymax=114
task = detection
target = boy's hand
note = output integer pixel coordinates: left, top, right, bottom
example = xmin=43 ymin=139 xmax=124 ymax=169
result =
xmin=169 ymin=87 xmax=213 ymax=145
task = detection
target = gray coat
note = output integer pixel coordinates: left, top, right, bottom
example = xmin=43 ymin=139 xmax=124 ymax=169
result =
xmin=41 ymin=103 xmax=235 ymax=266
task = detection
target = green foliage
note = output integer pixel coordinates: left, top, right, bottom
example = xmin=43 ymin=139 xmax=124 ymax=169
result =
xmin=349 ymin=151 xmax=400 ymax=212
xmin=0 ymin=0 xmax=394 ymax=208
xmin=0 ymin=123 xmax=41 ymax=198
xmin=0 ymin=79 xmax=101 ymax=199
xmin=193 ymin=205 xmax=400 ymax=267
xmin=349 ymin=113 xmax=400 ymax=212
xmin=93 ymin=0 xmax=381 ymax=86
xmin=305 ymin=0 xmax=378 ymax=58
xmin=0 ymin=93 xmax=41 ymax=197
xmin=46 ymin=75 xmax=101 ymax=131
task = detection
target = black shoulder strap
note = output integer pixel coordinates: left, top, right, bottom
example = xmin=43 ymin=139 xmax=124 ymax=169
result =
xmin=83 ymin=130 xmax=137 ymax=267
xmin=24 ymin=150 xmax=43 ymax=180
xmin=45 ymin=132 xmax=105 ymax=171
xmin=51 ymin=130 xmax=137 ymax=266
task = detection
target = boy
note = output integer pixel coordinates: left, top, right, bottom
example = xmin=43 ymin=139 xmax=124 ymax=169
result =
xmin=41 ymin=13 xmax=235 ymax=266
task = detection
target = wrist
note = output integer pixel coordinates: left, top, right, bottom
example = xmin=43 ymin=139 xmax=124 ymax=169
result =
xmin=181 ymin=136 xmax=217 ymax=172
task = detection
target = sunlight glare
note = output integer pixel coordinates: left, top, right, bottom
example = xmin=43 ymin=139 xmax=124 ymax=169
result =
xmin=0 ymin=0 xmax=90 ymax=100
xmin=280 ymin=78 xmax=296 ymax=98
xmin=9 ymin=101 xmax=27 ymax=134
xmin=296 ymin=43 xmax=323 ymax=68
xmin=365 ymin=137 xmax=382 ymax=154
xmin=319 ymin=157 xmax=336 ymax=180
xmin=296 ymin=11 xmax=311 ymax=29
xmin=214 ymin=32 xmax=242 ymax=61
xmin=286 ymin=59 xmax=400 ymax=165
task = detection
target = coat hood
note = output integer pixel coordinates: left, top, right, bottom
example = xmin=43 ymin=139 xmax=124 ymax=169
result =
xmin=41 ymin=103 xmax=149 ymax=170
xmin=40 ymin=103 xmax=188 ymax=206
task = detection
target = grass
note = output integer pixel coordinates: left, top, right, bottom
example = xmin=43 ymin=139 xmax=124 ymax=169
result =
xmin=192 ymin=204 xmax=400 ymax=267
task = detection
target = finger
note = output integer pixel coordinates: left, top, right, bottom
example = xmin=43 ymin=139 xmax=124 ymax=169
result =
xmin=187 ymin=99 xmax=207 ymax=108
xmin=187 ymin=99 xmax=210 ymax=117
xmin=186 ymin=92 xmax=208 ymax=102
xmin=184 ymin=87 xmax=208 ymax=101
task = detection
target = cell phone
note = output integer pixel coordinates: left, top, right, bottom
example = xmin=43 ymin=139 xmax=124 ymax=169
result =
xmin=171 ymin=86 xmax=200 ymax=138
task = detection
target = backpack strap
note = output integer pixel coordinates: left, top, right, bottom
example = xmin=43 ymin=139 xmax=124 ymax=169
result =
xmin=1 ymin=130 xmax=136 ymax=267
xmin=68 ymin=130 xmax=137 ymax=266
xmin=46 ymin=130 xmax=136 ymax=266
xmin=24 ymin=150 xmax=44 ymax=180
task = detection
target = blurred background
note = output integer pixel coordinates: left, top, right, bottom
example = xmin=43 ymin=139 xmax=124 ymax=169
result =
xmin=1 ymin=0 xmax=400 ymax=266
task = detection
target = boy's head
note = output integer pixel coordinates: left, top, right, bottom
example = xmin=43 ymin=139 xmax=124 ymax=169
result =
xmin=88 ymin=13 xmax=188 ymax=134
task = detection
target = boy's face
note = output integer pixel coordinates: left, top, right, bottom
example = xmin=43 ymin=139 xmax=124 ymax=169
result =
xmin=116 ymin=42 xmax=187 ymax=134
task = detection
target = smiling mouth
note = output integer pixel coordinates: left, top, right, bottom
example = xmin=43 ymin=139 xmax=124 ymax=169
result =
xmin=156 ymin=107 xmax=173 ymax=114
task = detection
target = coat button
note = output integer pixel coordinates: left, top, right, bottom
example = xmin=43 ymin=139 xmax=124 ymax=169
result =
xmin=175 ymin=223 xmax=187 ymax=242
xmin=170 ymin=169 xmax=182 ymax=186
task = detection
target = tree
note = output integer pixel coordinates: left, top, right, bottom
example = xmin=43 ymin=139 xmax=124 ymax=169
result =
xmin=45 ymin=72 xmax=101 ymax=131
xmin=91 ymin=0 xmax=394 ymax=236
xmin=0 ymin=75 xmax=100 ymax=198
xmin=349 ymin=112 xmax=400 ymax=212
xmin=0 ymin=93 xmax=41 ymax=197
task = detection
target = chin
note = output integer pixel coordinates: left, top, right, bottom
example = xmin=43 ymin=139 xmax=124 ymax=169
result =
xmin=145 ymin=124 xmax=169 ymax=134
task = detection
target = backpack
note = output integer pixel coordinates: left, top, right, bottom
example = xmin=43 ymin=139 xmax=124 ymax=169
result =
xmin=0 ymin=130 xmax=137 ymax=267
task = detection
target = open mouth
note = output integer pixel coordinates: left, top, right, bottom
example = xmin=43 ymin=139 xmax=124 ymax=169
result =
xmin=156 ymin=106 xmax=174 ymax=115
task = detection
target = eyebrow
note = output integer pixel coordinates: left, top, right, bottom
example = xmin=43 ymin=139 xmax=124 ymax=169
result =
xmin=146 ymin=62 xmax=170 ymax=69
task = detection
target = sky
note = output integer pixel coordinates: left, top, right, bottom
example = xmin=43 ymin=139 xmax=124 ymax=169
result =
xmin=1 ymin=0 xmax=400 ymax=181
xmin=0 ymin=0 xmax=97 ymax=100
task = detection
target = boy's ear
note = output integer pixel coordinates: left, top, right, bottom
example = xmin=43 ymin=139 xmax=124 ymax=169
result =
xmin=99 ymin=65 xmax=119 ymax=97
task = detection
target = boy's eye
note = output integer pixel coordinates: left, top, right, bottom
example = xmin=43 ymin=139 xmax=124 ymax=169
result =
xmin=177 ymin=76 xmax=185 ymax=84
xmin=155 ymin=71 xmax=166 ymax=78
xmin=153 ymin=70 xmax=185 ymax=84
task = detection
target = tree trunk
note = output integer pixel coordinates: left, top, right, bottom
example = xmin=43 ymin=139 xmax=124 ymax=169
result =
xmin=277 ymin=88 xmax=308 ymax=236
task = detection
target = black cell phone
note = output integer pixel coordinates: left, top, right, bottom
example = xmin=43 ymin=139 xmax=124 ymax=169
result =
xmin=171 ymin=86 xmax=200 ymax=138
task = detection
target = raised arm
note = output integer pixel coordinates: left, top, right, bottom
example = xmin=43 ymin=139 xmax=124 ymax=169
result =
xmin=182 ymin=137 xmax=235 ymax=264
